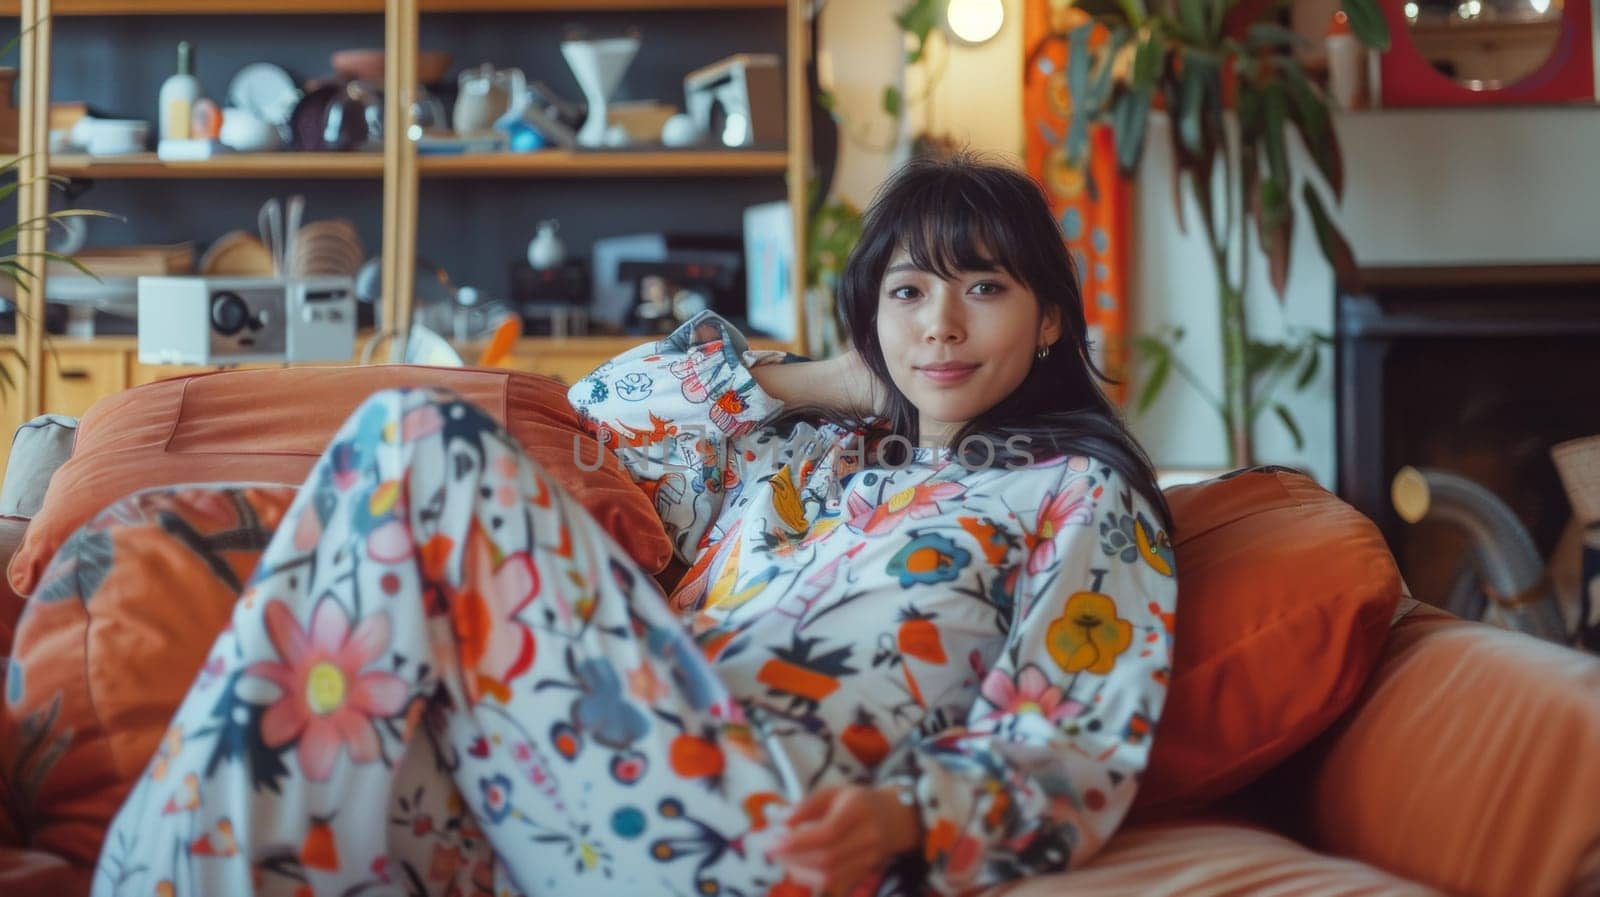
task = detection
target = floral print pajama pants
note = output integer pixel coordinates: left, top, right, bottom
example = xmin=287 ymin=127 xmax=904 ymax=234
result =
xmin=93 ymin=389 xmax=810 ymax=897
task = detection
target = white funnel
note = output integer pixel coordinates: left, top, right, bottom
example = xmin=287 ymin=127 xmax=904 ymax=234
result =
xmin=561 ymin=36 xmax=640 ymax=148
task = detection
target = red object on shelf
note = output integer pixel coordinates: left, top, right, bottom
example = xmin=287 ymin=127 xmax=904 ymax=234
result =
xmin=1377 ymin=0 xmax=1598 ymax=106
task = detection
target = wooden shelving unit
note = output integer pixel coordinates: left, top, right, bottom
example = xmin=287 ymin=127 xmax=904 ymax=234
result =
xmin=0 ymin=0 xmax=781 ymax=13
xmin=49 ymin=152 xmax=386 ymax=178
xmin=46 ymin=150 xmax=790 ymax=179
xmin=5 ymin=0 xmax=810 ymax=450
xmin=417 ymin=149 xmax=790 ymax=177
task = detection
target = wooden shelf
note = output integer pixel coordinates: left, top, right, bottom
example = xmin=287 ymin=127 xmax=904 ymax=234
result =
xmin=0 ymin=0 xmax=781 ymax=13
xmin=418 ymin=149 xmax=789 ymax=177
xmin=46 ymin=150 xmax=787 ymax=179
xmin=421 ymin=0 xmax=785 ymax=9
xmin=0 ymin=0 xmax=378 ymax=12
xmin=50 ymin=153 xmax=384 ymax=179
xmin=1 ymin=333 xmax=794 ymax=355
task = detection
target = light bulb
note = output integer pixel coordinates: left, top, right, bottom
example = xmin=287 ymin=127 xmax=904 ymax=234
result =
xmin=1529 ymin=0 xmax=1550 ymax=14
xmin=948 ymin=0 xmax=1005 ymax=45
xmin=1404 ymin=1 xmax=1420 ymax=18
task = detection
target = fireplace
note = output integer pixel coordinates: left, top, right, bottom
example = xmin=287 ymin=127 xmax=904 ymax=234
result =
xmin=1335 ymin=265 xmax=1600 ymax=610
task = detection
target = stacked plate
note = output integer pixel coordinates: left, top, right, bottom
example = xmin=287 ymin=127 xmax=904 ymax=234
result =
xmin=292 ymin=219 xmax=365 ymax=278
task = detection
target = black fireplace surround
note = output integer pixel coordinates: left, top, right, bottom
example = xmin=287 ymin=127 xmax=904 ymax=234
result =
xmin=1335 ymin=265 xmax=1600 ymax=606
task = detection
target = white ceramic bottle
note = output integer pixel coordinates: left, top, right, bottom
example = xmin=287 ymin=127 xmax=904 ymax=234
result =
xmin=527 ymin=220 xmax=566 ymax=270
xmin=159 ymin=41 xmax=201 ymax=142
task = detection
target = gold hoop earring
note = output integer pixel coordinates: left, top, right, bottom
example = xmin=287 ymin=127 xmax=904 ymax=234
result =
xmin=1036 ymin=345 xmax=1051 ymax=360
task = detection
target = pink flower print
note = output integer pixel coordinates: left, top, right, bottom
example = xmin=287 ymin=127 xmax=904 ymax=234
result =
xmin=1025 ymin=478 xmax=1093 ymax=575
xmin=451 ymin=523 xmax=539 ymax=704
xmin=979 ymin=665 xmax=1082 ymax=723
xmin=401 ymin=403 xmax=444 ymax=441
xmin=846 ymin=481 xmax=967 ymax=536
xmin=247 ymin=598 xmax=409 ymax=781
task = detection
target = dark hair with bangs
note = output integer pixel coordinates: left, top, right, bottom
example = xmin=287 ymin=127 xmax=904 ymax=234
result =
xmin=783 ymin=152 xmax=1172 ymax=529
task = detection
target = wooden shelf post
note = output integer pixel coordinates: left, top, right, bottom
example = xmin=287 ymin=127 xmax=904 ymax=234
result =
xmin=17 ymin=0 xmax=52 ymax=420
xmin=382 ymin=0 xmax=420 ymax=358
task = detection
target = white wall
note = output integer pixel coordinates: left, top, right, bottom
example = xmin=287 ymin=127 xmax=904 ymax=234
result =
xmin=920 ymin=0 xmax=1026 ymax=159
xmin=819 ymin=0 xmax=1025 ymax=211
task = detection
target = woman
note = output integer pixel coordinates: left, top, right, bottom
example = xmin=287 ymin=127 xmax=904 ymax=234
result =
xmin=93 ymin=155 xmax=1177 ymax=897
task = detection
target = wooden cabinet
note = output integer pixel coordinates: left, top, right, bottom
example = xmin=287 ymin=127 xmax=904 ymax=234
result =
xmin=0 ymin=352 xmax=25 ymax=476
xmin=43 ymin=347 xmax=127 ymax=418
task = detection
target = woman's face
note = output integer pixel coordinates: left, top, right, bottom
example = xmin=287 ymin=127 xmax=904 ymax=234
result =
xmin=875 ymin=246 xmax=1062 ymax=448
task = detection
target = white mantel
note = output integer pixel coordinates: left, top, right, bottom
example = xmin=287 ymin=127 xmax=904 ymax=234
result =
xmin=1128 ymin=106 xmax=1600 ymax=487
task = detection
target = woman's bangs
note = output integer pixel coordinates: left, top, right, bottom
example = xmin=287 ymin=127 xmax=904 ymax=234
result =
xmin=888 ymin=177 xmax=1030 ymax=284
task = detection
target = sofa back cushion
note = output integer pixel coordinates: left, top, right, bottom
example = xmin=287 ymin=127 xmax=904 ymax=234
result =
xmin=1130 ymin=467 xmax=1404 ymax=818
xmin=7 ymin=365 xmax=671 ymax=597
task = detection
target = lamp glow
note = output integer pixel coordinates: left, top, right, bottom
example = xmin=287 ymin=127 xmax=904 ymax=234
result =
xmin=1529 ymin=0 xmax=1550 ymax=14
xmin=948 ymin=0 xmax=1005 ymax=45
xmin=1404 ymin=1 xmax=1420 ymax=18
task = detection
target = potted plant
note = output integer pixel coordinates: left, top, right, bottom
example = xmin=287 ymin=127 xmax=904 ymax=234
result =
xmin=1 ymin=154 xmax=110 ymax=397
xmin=1059 ymin=0 xmax=1390 ymax=466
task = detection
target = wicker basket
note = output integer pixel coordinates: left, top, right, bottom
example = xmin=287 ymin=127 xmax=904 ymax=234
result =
xmin=1551 ymin=435 xmax=1600 ymax=525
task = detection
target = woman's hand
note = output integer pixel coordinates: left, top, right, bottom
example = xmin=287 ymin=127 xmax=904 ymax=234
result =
xmin=750 ymin=349 xmax=886 ymax=418
xmin=769 ymin=784 xmax=921 ymax=896
xmin=829 ymin=348 xmax=887 ymax=418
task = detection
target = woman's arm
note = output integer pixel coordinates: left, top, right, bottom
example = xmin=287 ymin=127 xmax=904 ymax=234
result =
xmin=567 ymin=312 xmax=790 ymax=560
xmin=748 ymin=349 xmax=881 ymax=418
xmin=872 ymin=463 xmax=1179 ymax=893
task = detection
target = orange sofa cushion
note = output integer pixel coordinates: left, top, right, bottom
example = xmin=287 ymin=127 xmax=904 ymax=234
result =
xmin=7 ymin=365 xmax=672 ymax=597
xmin=1130 ymin=468 xmax=1404 ymax=819
xmin=2 ymin=485 xmax=298 ymax=870
xmin=994 ymin=820 xmax=1443 ymax=897
xmin=1303 ymin=605 xmax=1600 ymax=897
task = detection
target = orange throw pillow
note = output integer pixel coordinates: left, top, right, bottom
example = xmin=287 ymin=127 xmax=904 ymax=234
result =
xmin=8 ymin=365 xmax=671 ymax=597
xmin=1131 ymin=467 xmax=1404 ymax=819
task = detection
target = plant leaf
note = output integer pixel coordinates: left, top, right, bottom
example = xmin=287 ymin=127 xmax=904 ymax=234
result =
xmin=1295 ymin=341 xmax=1321 ymax=389
xmin=1132 ymin=335 xmax=1173 ymax=415
xmin=1087 ymin=28 xmax=1129 ymax=109
xmin=1177 ymin=54 xmax=1209 ymax=156
xmin=1278 ymin=58 xmax=1344 ymax=199
xmin=1261 ymin=82 xmax=1290 ymax=187
xmin=1245 ymin=339 xmax=1297 ymax=376
xmin=1273 ymin=403 xmax=1305 ymax=451
xmin=1178 ymin=0 xmax=1210 ymax=43
xmin=1340 ymin=0 xmax=1392 ymax=51
xmin=1112 ymin=88 xmax=1152 ymax=175
xmin=1066 ymin=110 xmax=1091 ymax=169
xmin=39 ymin=251 xmax=99 ymax=279
xmin=1132 ymin=31 xmax=1163 ymax=92
xmin=1255 ymin=177 xmax=1292 ymax=298
xmin=1246 ymin=23 xmax=1310 ymax=50
xmin=1067 ymin=24 xmax=1094 ymax=107
xmin=1302 ymin=181 xmax=1361 ymax=291
xmin=882 ymin=85 xmax=902 ymax=119
xmin=895 ymin=0 xmax=943 ymax=63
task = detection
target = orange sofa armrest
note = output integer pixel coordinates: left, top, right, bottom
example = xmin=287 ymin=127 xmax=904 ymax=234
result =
xmin=1302 ymin=603 xmax=1600 ymax=897
xmin=0 ymin=846 xmax=89 ymax=894
xmin=0 ymin=517 xmax=27 ymax=655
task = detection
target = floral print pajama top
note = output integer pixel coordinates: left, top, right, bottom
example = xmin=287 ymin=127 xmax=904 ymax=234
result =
xmin=568 ymin=311 xmax=1179 ymax=893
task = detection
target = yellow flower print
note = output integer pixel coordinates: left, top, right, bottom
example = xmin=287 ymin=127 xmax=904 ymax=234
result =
xmin=1046 ymin=591 xmax=1133 ymax=675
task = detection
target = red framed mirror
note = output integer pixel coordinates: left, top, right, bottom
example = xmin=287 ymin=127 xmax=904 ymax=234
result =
xmin=1377 ymin=0 xmax=1598 ymax=104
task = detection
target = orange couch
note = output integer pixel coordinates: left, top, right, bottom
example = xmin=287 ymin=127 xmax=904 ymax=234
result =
xmin=1 ymin=379 xmax=1597 ymax=897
